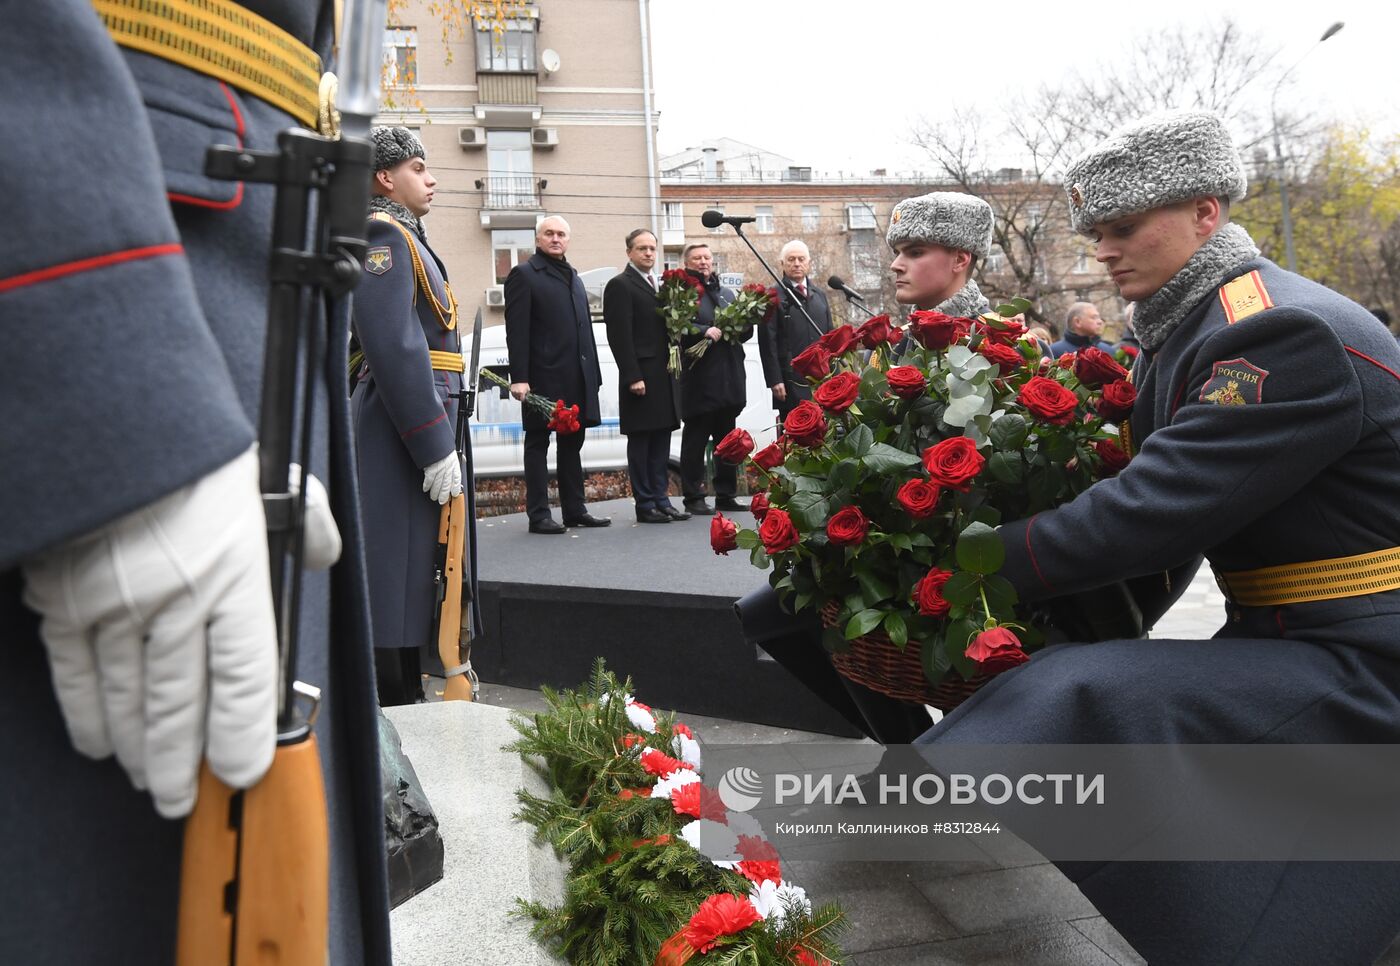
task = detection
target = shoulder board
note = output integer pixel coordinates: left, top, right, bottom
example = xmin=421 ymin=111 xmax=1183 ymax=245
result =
xmin=369 ymin=211 xmax=397 ymax=223
xmin=1219 ymin=269 xmax=1274 ymax=324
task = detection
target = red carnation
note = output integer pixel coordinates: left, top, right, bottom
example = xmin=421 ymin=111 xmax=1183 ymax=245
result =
xmin=818 ymin=325 xmax=859 ymax=355
xmin=671 ymin=782 xmax=728 ymax=821
xmin=908 ymin=311 xmax=970 ymax=350
xmin=1098 ymin=379 xmax=1137 ymax=422
xmin=749 ymin=491 xmax=771 ymax=521
xmin=1017 ymin=376 xmax=1079 ymax=425
xmin=783 ymin=400 xmax=829 ymax=448
xmin=793 ymin=948 xmax=822 ymax=966
xmin=547 ymin=399 xmax=581 ymax=435
xmin=640 ymin=748 xmax=691 ymax=778
xmin=977 ymin=339 xmax=1024 ymax=373
xmin=736 ymin=859 xmax=784 ymax=885
xmin=886 ymin=365 xmax=927 ymax=399
xmin=736 ymin=835 xmax=780 ymax=862
xmin=759 ymin=508 xmax=799 ymax=554
xmin=715 ymin=427 xmax=755 ymax=464
xmin=965 ymin=626 xmax=1029 ymax=672
xmin=621 ymin=733 xmax=646 ymax=749
xmin=826 ymin=505 xmax=870 ymax=546
xmin=921 ymin=437 xmax=985 ymax=491
xmin=855 ymin=314 xmax=893 ymax=349
xmin=752 ymin=442 xmax=786 ymax=470
xmin=913 ymin=567 xmax=954 ymax=617
xmin=896 ymin=478 xmax=942 ymax=519
xmin=813 ymin=371 xmax=861 ymax=413
xmin=1074 ymin=346 xmax=1128 ymax=387
xmin=791 ymin=343 xmax=833 ymax=381
xmin=1095 ymin=437 xmax=1131 ymax=475
xmin=672 ymin=722 xmax=695 ymax=739
xmin=710 ymin=513 xmax=739 ymax=556
xmin=683 ymin=893 xmax=763 ymax=954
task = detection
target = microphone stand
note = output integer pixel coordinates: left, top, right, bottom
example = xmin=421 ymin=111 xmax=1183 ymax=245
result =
xmin=722 ymin=223 xmax=826 ymax=342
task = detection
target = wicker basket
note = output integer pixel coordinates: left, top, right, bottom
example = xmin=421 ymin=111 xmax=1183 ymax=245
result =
xmin=820 ymin=601 xmax=991 ymax=712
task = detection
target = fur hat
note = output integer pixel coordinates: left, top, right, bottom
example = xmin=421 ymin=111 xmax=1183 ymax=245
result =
xmin=886 ymin=192 xmax=993 ymax=259
xmin=1063 ymin=110 xmax=1247 ymax=235
xmin=371 ymin=126 xmax=426 ymax=172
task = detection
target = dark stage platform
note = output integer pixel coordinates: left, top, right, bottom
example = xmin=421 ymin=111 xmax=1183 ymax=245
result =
xmin=440 ymin=497 xmax=861 ymax=737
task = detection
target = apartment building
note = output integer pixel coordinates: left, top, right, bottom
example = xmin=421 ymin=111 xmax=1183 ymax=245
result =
xmin=376 ymin=0 xmax=662 ymax=324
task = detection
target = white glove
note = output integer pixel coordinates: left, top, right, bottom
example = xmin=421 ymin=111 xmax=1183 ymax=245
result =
xmin=422 ymin=451 xmax=463 ymax=505
xmin=20 ymin=445 xmax=278 ymax=819
xmin=288 ymin=464 xmax=341 ymax=570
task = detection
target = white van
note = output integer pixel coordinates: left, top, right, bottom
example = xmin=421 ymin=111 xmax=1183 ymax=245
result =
xmin=466 ymin=298 xmax=779 ymax=476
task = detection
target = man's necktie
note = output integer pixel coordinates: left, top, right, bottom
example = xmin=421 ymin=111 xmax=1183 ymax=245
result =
xmin=797 ymin=281 xmax=807 ymax=299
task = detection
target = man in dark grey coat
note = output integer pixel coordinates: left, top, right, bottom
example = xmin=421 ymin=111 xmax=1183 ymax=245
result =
xmin=1 ymin=3 xmax=389 ymax=963
xmin=505 ymin=216 xmax=611 ymax=534
xmin=351 ymin=127 xmax=472 ymax=706
xmin=678 ymin=242 xmax=751 ymax=514
xmin=919 ymin=110 xmax=1400 ymax=965
xmin=760 ymin=239 xmax=833 ymax=419
xmin=603 ymin=228 xmax=688 ymax=524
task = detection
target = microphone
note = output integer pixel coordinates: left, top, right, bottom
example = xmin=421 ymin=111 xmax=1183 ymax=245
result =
xmin=701 ymin=209 xmax=757 ymax=229
xmin=827 ymin=275 xmax=870 ymax=304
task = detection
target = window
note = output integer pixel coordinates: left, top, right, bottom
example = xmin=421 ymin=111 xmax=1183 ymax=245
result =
xmin=383 ymin=27 xmax=417 ymax=87
xmin=663 ymin=255 xmax=680 ymax=272
xmin=755 ymin=206 xmax=774 ymax=234
xmin=1074 ymin=251 xmax=1090 ymax=274
xmin=846 ymin=203 xmax=877 ymax=231
xmin=848 ymin=233 xmax=884 ymax=290
xmin=485 ymin=130 xmax=534 ymax=208
xmin=476 ymin=17 xmax=536 ymax=72
xmin=708 ymin=205 xmax=725 ymax=233
xmin=711 ymin=253 xmax=728 ymax=275
xmin=663 ymin=202 xmax=684 ymax=231
xmin=985 ymin=251 xmax=1006 ymax=273
xmin=492 ymin=229 xmax=536 ymax=284
xmin=802 ymin=205 xmax=820 ymax=231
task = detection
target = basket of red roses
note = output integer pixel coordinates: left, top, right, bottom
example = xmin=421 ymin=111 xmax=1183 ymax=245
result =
xmin=709 ymin=305 xmax=1135 ymax=710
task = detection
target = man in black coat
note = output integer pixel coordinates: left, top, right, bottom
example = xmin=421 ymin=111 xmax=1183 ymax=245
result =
xmin=760 ymin=239 xmax=833 ymax=419
xmin=678 ymin=242 xmax=750 ymax=515
xmin=505 ymin=216 xmax=610 ymax=534
xmin=603 ymin=229 xmax=689 ymax=524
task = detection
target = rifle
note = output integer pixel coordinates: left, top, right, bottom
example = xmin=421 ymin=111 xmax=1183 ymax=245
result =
xmin=175 ymin=2 xmax=385 ymax=961
xmin=432 ymin=307 xmax=484 ymax=701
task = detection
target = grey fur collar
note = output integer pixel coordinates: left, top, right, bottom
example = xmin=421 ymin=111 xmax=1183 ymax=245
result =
xmin=937 ymin=277 xmax=990 ymax=319
xmin=368 ymin=196 xmax=425 ymax=240
xmin=1134 ymin=223 xmax=1259 ymax=350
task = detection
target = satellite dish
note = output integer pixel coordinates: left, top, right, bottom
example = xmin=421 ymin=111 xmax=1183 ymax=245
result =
xmin=541 ymin=48 xmax=561 ymax=74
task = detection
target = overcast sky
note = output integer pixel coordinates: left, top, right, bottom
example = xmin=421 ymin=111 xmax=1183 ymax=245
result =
xmin=649 ymin=0 xmax=1399 ymax=174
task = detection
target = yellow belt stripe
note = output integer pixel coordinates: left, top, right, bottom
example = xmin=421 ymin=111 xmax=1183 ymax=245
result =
xmin=1217 ymin=547 xmax=1400 ymax=606
xmin=95 ymin=0 xmax=321 ymax=129
xmin=429 ymin=351 xmax=465 ymax=373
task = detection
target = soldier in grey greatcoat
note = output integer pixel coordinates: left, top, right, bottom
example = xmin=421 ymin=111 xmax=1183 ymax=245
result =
xmin=1 ymin=3 xmax=390 ymax=963
xmin=351 ymin=128 xmax=472 ymax=706
xmin=887 ymin=191 xmax=994 ymax=319
xmin=919 ymin=110 xmax=1400 ymax=965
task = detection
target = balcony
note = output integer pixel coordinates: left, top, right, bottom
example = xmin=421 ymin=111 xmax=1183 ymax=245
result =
xmin=477 ymin=175 xmax=546 ymax=229
xmin=478 ymin=72 xmax=538 ymax=106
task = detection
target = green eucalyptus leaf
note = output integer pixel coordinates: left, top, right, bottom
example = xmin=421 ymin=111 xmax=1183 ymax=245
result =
xmin=955 ymin=521 xmax=1005 ymax=574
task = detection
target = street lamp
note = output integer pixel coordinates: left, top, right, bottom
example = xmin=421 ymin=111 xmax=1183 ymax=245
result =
xmin=1270 ymin=21 xmax=1345 ymax=273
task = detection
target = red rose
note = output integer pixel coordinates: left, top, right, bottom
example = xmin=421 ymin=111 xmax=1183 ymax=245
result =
xmin=1074 ymin=346 xmax=1128 ymax=387
xmin=710 ymin=512 xmax=739 ymax=555
xmin=715 ymin=427 xmax=755 ymax=464
xmin=908 ymin=310 xmax=971 ymax=350
xmin=783 ymin=400 xmax=828 ymax=447
xmin=813 ymin=371 xmax=861 ymax=413
xmin=855 ymin=314 xmax=893 ymax=349
xmin=791 ymin=343 xmax=833 ymax=381
xmin=913 ymin=567 xmax=954 ymax=617
xmin=977 ymin=339 xmax=1024 ymax=373
xmin=965 ymin=626 xmax=1028 ymax=672
xmin=886 ymin=365 xmax=927 ymax=399
xmin=1056 ymin=354 xmax=1076 ymax=369
xmin=752 ymin=442 xmax=785 ymax=470
xmin=818 ymin=324 xmax=859 ymax=355
xmin=1097 ymin=379 xmax=1137 ymax=421
xmin=683 ymin=894 xmax=763 ymax=954
xmin=736 ymin=859 xmax=784 ymax=885
xmin=978 ymin=317 xmax=1026 ymax=344
xmin=548 ymin=399 xmax=581 ymax=435
xmin=1018 ymin=376 xmax=1079 ymax=425
xmin=749 ymin=491 xmax=771 ymax=521
xmin=896 ymin=478 xmax=942 ymax=519
xmin=1119 ymin=344 xmax=1140 ymax=358
xmin=1095 ymin=437 xmax=1131 ymax=475
xmin=759 ymin=508 xmax=799 ymax=554
xmin=921 ymin=437 xmax=985 ymax=491
xmin=826 ymin=506 xmax=869 ymax=546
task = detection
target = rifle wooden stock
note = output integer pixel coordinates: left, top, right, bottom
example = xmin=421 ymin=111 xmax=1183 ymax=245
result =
xmin=436 ymin=491 xmax=474 ymax=701
xmin=176 ymin=736 xmax=329 ymax=965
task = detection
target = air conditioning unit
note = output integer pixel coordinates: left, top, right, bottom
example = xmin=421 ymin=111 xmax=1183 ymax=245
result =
xmin=485 ymin=285 xmax=506 ymax=307
xmin=531 ymin=127 xmax=558 ymax=149
xmin=458 ymin=127 xmax=486 ymax=149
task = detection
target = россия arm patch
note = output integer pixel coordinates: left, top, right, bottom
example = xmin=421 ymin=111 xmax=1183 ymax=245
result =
xmin=1200 ymin=358 xmax=1269 ymax=406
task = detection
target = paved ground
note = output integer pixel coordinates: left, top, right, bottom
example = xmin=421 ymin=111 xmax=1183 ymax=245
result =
xmin=473 ymin=570 xmax=1400 ymax=964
